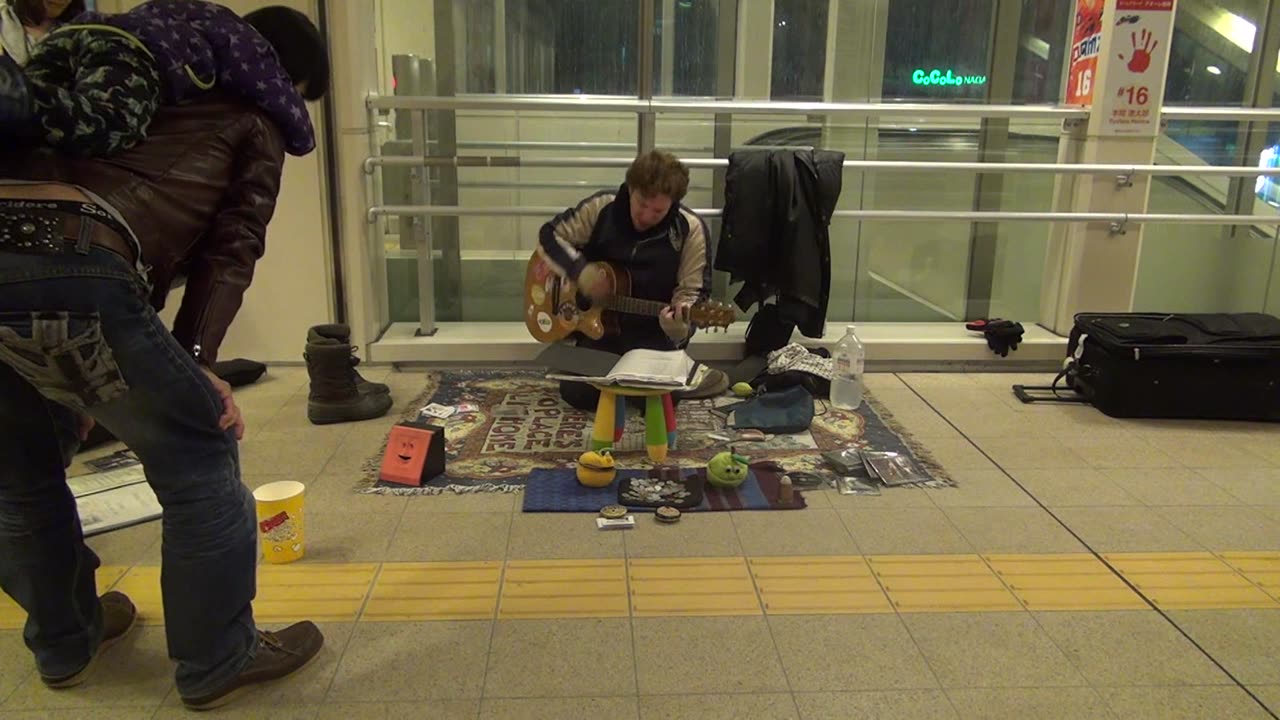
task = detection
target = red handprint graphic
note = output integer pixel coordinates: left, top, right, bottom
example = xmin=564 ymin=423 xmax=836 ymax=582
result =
xmin=1119 ymin=29 xmax=1157 ymax=73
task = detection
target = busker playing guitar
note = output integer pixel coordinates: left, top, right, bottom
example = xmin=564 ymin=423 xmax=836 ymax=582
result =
xmin=535 ymin=150 xmax=729 ymax=410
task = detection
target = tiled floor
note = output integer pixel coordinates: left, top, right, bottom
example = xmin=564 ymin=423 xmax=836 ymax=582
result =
xmin=4 ymin=368 xmax=1278 ymax=719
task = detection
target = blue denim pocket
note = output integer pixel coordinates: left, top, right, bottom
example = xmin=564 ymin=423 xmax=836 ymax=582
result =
xmin=0 ymin=311 xmax=128 ymax=409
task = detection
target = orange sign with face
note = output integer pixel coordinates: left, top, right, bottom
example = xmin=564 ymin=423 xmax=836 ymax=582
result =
xmin=378 ymin=423 xmax=446 ymax=486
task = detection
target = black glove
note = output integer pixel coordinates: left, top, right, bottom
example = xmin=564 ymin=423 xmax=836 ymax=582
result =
xmin=966 ymin=319 xmax=1024 ymax=357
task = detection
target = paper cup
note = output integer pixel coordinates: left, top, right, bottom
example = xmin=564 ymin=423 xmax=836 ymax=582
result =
xmin=253 ymin=480 xmax=306 ymax=564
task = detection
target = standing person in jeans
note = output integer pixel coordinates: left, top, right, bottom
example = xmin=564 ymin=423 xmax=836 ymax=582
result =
xmin=0 ymin=92 xmax=322 ymax=710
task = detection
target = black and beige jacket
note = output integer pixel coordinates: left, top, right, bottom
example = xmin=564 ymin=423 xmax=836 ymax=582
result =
xmin=537 ymin=183 xmax=711 ymax=345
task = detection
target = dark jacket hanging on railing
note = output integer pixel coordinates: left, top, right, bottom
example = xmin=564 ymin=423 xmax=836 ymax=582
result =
xmin=716 ymin=148 xmax=843 ymax=339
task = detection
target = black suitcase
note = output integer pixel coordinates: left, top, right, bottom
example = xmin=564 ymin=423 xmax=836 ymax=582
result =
xmin=1065 ymin=312 xmax=1280 ymax=421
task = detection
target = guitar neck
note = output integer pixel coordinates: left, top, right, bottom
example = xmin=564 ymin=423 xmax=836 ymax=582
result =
xmin=602 ymin=295 xmax=668 ymax=318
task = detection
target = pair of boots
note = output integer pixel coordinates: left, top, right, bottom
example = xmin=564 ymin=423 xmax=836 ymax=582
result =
xmin=305 ymin=324 xmax=394 ymax=425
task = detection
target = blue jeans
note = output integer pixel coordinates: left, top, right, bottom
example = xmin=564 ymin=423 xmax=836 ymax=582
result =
xmin=0 ymin=246 xmax=257 ymax=697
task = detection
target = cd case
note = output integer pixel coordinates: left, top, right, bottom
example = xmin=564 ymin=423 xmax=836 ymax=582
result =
xmin=860 ymin=451 xmax=929 ymax=487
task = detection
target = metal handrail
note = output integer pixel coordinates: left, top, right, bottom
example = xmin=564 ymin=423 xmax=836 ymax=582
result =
xmin=363 ymin=154 xmax=1280 ymax=178
xmin=367 ymin=93 xmax=1088 ymax=119
xmin=367 ymin=205 xmax=1280 ymax=225
xmin=647 ymin=99 xmax=1086 ymax=118
xmin=1161 ymin=107 xmax=1280 ymax=121
xmin=456 ymin=140 xmax=712 ymax=153
xmin=368 ymin=94 xmax=648 ymax=113
xmin=367 ymin=93 xmax=1280 ymax=123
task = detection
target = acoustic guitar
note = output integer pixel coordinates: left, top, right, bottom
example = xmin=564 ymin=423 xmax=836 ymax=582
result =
xmin=523 ymin=253 xmax=735 ymax=343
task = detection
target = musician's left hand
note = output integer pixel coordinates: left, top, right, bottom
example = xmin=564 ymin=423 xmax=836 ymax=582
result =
xmin=660 ymin=303 xmax=692 ymax=342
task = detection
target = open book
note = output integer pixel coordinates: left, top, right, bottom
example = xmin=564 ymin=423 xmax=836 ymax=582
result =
xmin=69 ymin=453 xmax=162 ymax=536
xmin=542 ymin=347 xmax=699 ymax=390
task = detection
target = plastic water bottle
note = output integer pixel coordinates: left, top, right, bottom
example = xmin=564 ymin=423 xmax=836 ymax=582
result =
xmin=831 ymin=325 xmax=865 ymax=410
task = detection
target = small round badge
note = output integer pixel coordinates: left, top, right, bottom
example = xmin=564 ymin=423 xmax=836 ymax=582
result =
xmin=655 ymin=506 xmax=681 ymax=523
xmin=599 ymin=504 xmax=628 ymax=519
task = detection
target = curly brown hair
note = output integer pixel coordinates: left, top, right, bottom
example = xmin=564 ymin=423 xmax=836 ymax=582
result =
xmin=13 ymin=0 xmax=84 ymax=27
xmin=625 ymin=150 xmax=689 ymax=203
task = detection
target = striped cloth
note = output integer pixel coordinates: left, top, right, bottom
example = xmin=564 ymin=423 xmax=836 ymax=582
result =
xmin=521 ymin=463 xmax=805 ymax=513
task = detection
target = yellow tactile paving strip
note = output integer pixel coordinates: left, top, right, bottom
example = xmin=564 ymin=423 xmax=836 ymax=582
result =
xmin=3 ymin=552 xmax=1280 ymax=628
xmin=1104 ymin=553 xmax=1280 ymax=610
xmin=498 ymin=560 xmax=629 ymax=619
xmin=0 ymin=566 xmax=129 ymax=630
xmin=750 ymin=556 xmax=891 ymax=614
xmin=631 ymin=558 xmax=760 ymax=616
xmin=869 ymin=555 xmax=1023 ymax=612
xmin=987 ymin=554 xmax=1148 ymax=611
xmin=255 ymin=563 xmax=380 ymax=623
xmin=365 ymin=562 xmax=501 ymax=621
xmin=1218 ymin=552 xmax=1280 ymax=603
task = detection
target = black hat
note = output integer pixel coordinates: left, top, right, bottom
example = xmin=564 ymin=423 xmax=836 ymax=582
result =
xmin=244 ymin=6 xmax=330 ymax=102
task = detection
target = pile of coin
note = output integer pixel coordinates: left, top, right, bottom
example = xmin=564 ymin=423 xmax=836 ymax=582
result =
xmin=620 ymin=476 xmax=691 ymax=505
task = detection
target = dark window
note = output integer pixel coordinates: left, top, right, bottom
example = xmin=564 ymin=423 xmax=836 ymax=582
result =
xmin=505 ymin=0 xmax=638 ymax=94
xmin=771 ymin=0 xmax=827 ymax=100
xmin=1012 ymin=0 xmax=1071 ymax=104
xmin=882 ymin=0 xmax=994 ymax=101
xmin=655 ymin=0 xmax=721 ymax=96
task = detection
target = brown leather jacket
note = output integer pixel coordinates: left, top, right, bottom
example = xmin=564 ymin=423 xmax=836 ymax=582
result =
xmin=0 ymin=94 xmax=285 ymax=366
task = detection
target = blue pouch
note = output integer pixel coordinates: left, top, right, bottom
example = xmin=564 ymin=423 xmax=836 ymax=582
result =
xmin=726 ymin=385 xmax=815 ymax=434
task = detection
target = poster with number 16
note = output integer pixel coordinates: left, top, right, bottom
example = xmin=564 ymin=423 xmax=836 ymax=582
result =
xmin=1065 ymin=0 xmax=1104 ymax=105
xmin=1099 ymin=0 xmax=1176 ymax=136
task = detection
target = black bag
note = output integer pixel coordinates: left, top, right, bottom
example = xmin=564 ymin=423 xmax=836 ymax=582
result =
xmin=744 ymin=304 xmax=796 ymax=356
xmin=725 ymin=385 xmax=815 ymax=434
xmin=1066 ymin=312 xmax=1280 ymax=421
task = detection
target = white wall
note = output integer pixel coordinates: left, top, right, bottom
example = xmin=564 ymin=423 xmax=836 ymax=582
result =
xmin=99 ymin=0 xmax=336 ymax=362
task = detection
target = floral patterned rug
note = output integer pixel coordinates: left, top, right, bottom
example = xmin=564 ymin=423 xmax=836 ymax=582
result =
xmin=356 ymin=370 xmax=952 ymax=495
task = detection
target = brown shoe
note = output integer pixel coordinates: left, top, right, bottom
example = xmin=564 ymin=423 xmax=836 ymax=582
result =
xmin=41 ymin=591 xmax=138 ymax=689
xmin=181 ymin=621 xmax=324 ymax=711
xmin=675 ymin=367 xmax=730 ymax=400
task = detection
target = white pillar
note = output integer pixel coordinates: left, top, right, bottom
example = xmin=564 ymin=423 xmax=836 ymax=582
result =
xmin=823 ymin=0 xmax=889 ymax=321
xmin=328 ymin=0 xmax=389 ymax=351
xmin=734 ymin=0 xmax=774 ymax=98
xmin=1041 ymin=0 xmax=1179 ymax=333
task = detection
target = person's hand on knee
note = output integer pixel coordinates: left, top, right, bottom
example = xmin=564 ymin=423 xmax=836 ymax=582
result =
xmin=76 ymin=412 xmax=95 ymax=442
xmin=200 ymin=367 xmax=244 ymax=440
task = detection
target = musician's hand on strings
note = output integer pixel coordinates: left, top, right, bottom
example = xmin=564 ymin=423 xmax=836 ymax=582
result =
xmin=578 ymin=263 xmax=610 ymax=302
xmin=660 ymin=302 xmax=692 ymax=342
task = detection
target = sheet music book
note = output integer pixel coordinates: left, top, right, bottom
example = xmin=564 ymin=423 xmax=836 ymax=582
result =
xmin=544 ymin=348 xmax=699 ymax=390
xmin=69 ymin=460 xmax=162 ymax=537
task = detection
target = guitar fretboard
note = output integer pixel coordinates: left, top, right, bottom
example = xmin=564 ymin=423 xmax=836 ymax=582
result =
xmin=602 ymin=295 xmax=667 ymax=317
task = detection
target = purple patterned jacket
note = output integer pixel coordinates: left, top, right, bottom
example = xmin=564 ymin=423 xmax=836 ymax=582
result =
xmin=74 ymin=0 xmax=314 ymax=156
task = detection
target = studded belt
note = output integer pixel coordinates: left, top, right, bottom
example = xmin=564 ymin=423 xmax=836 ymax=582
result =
xmin=0 ymin=208 xmax=138 ymax=266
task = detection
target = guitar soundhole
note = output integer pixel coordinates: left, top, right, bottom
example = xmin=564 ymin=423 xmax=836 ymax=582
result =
xmin=557 ymin=302 xmax=577 ymax=322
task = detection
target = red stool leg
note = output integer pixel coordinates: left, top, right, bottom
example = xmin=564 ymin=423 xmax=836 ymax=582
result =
xmin=662 ymin=393 xmax=677 ymax=449
xmin=615 ymin=392 xmax=627 ymax=441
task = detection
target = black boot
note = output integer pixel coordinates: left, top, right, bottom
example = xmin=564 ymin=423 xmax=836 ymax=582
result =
xmin=305 ymin=338 xmax=393 ymax=425
xmin=306 ymin=324 xmax=390 ymax=396
xmin=0 ymin=54 xmax=33 ymax=136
